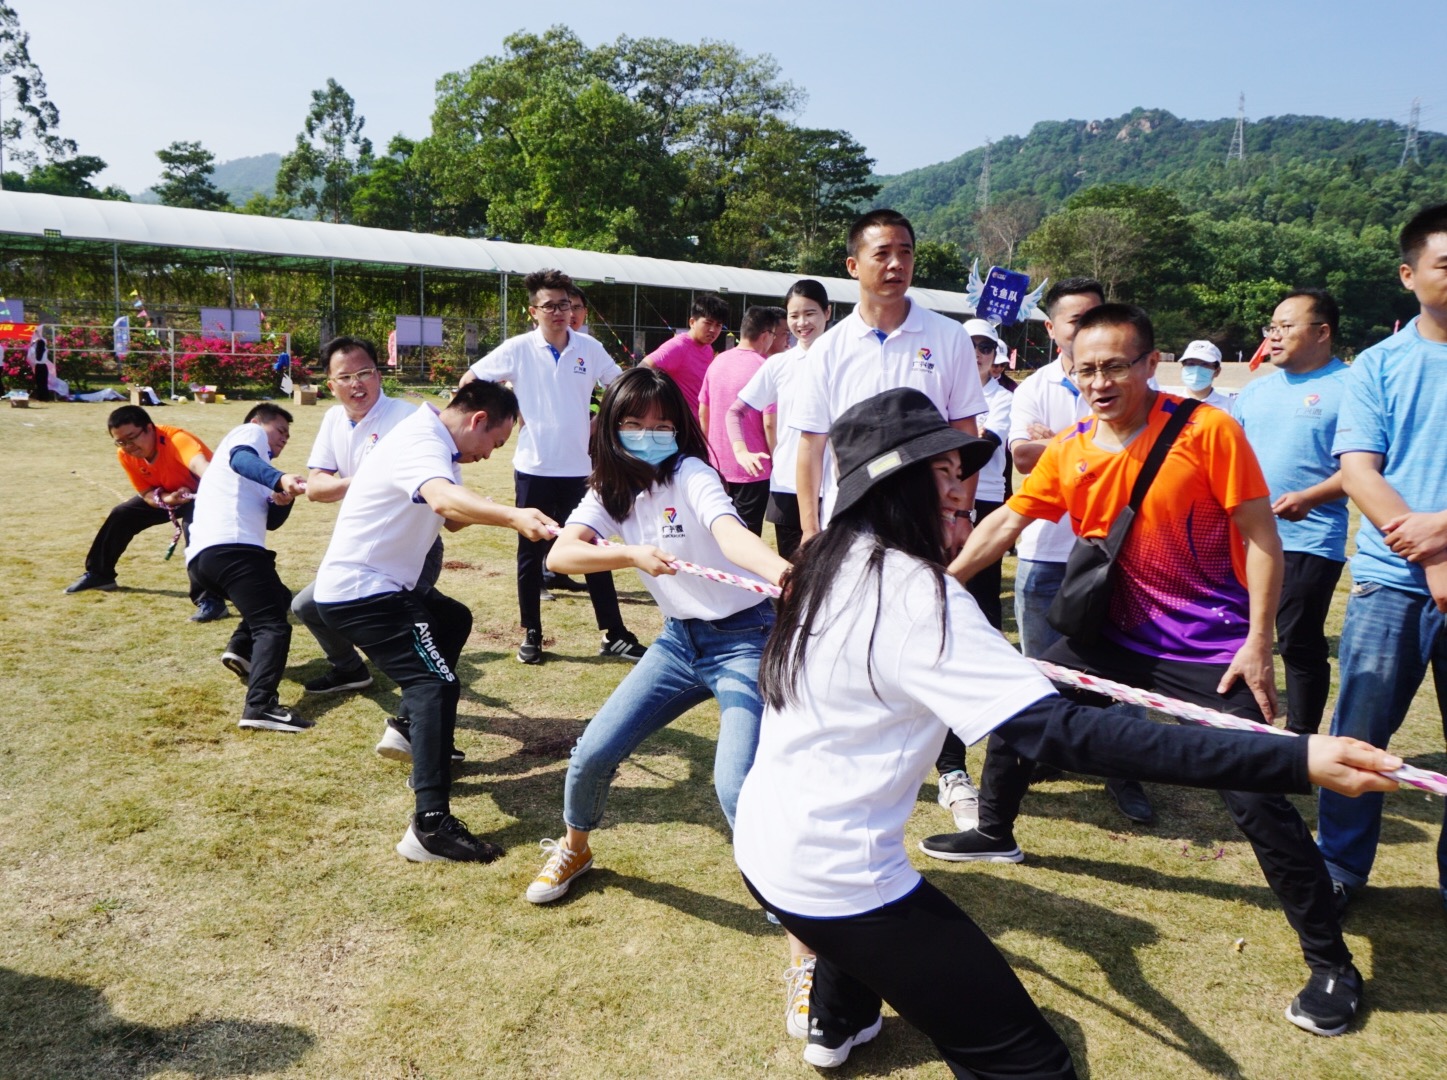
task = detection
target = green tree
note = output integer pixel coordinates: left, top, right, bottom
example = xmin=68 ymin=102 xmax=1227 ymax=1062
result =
xmin=0 ymin=2 xmax=73 ymax=180
xmin=153 ymin=140 xmax=230 ymax=210
xmin=275 ymin=78 xmax=373 ymax=223
xmin=8 ymin=154 xmax=128 ymax=199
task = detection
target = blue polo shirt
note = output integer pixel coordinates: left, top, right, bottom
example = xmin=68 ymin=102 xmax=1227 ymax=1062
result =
xmin=1332 ymin=318 xmax=1447 ymax=595
xmin=1232 ymin=358 xmax=1350 ymax=561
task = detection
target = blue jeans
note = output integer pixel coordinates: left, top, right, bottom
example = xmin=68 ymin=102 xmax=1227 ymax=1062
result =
xmin=1318 ymin=580 xmax=1447 ymax=893
xmin=1014 ymin=558 xmax=1066 ymax=660
xmin=563 ymin=602 xmax=774 ymax=833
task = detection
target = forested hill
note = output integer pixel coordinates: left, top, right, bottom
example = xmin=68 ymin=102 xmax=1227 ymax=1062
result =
xmin=878 ymin=108 xmax=1444 ymax=239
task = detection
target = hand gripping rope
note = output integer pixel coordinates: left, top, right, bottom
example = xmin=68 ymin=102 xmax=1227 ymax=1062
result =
xmin=553 ymin=527 xmax=1447 ymax=796
xmin=153 ymin=487 xmax=195 ymax=561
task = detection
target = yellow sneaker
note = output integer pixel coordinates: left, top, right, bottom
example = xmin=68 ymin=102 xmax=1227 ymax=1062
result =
xmin=525 ymin=838 xmax=593 ymax=904
xmin=784 ymin=955 xmax=816 ymax=1038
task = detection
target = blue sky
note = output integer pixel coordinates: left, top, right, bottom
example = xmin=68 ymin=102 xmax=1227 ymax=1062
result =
xmin=21 ymin=0 xmax=1446 ymax=193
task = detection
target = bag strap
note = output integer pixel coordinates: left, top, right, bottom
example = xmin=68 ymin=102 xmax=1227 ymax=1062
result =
xmin=1126 ymin=397 xmax=1201 ymax=512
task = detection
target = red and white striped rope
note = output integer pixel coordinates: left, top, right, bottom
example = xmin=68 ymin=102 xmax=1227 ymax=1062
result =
xmin=553 ymin=528 xmax=1447 ymax=797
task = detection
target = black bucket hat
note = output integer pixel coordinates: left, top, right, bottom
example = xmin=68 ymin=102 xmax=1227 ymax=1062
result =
xmin=830 ymin=388 xmax=997 ymax=518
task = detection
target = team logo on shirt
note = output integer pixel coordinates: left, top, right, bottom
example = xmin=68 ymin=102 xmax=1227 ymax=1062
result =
xmin=661 ymin=507 xmax=686 ymax=539
xmin=912 ymin=347 xmax=935 ymax=373
xmin=1296 ymin=392 xmax=1324 ymax=419
xmin=1304 ymin=393 xmax=1320 ymax=408
xmin=573 ymin=357 xmax=587 ymax=374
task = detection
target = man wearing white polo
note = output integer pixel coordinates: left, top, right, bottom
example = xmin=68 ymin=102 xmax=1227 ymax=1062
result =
xmin=462 ymin=268 xmax=644 ymax=666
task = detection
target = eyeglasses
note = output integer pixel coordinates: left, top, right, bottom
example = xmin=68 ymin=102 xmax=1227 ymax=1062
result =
xmin=1074 ymin=350 xmax=1151 ymax=383
xmin=972 ymin=339 xmax=999 ymax=355
xmin=329 ymin=367 xmax=377 ymax=386
xmin=112 ymin=427 xmax=149 ymax=447
xmin=532 ymin=301 xmax=574 ymax=314
xmin=618 ymin=421 xmax=677 ymax=435
xmin=1262 ymin=322 xmax=1326 ymax=338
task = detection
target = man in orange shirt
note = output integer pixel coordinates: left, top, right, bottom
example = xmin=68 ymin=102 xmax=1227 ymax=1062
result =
xmin=940 ymin=304 xmax=1362 ymax=1038
xmin=66 ymin=405 xmax=229 ymax=622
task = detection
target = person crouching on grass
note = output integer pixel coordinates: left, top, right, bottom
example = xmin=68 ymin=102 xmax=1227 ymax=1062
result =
xmin=732 ymin=387 xmax=1402 ymax=1073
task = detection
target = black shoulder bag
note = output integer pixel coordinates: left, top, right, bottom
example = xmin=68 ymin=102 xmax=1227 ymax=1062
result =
xmin=1045 ymin=398 xmax=1200 ymax=644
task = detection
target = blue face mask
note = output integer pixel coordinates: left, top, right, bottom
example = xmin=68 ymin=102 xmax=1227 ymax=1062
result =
xmin=1180 ymin=364 xmax=1215 ymax=392
xmin=619 ymin=429 xmax=678 ymax=466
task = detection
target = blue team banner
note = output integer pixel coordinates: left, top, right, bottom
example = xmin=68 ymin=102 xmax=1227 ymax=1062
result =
xmin=979 ymin=266 xmax=1032 ymax=326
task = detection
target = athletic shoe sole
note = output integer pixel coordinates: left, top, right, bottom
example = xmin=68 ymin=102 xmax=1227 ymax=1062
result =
xmin=803 ymin=1015 xmax=883 ymax=1068
xmin=917 ymin=840 xmax=1023 ymax=863
xmin=1284 ymin=1003 xmax=1351 ymax=1037
xmin=526 ymin=855 xmax=594 ymax=903
xmin=220 ymin=651 xmax=251 ymax=681
xmin=396 ymin=825 xmax=448 ymax=862
xmin=375 ymin=725 xmax=413 ymax=762
xmin=237 ymin=714 xmax=313 ymax=733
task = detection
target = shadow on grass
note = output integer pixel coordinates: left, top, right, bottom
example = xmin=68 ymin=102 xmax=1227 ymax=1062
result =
xmin=1026 ymin=853 xmax=1280 ymax=910
xmin=929 ymin=872 xmax=1243 ymax=1076
xmin=1343 ymin=884 xmax=1447 ymax=1016
xmin=0 ymin=967 xmax=314 ymax=1079
xmin=541 ymin=868 xmax=777 ymax=937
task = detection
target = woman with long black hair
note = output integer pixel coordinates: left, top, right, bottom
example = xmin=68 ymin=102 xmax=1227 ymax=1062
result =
xmin=733 ymin=387 xmax=1401 ymax=1074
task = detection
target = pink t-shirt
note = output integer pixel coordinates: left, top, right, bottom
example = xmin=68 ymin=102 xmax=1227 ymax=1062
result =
xmin=699 ymin=346 xmax=770 ymax=484
xmin=646 ymin=333 xmax=715 ymax=417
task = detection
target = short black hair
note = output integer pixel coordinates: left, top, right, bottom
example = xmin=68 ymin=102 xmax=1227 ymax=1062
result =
xmin=245 ymin=402 xmax=294 ymax=424
xmin=690 ymin=293 xmax=729 ymax=324
xmin=1400 ymin=202 xmax=1447 ymax=267
xmin=847 ymin=209 xmax=915 ymax=258
xmin=447 ymin=378 xmax=520 ymax=426
xmin=741 ymin=305 xmax=783 ymax=341
xmin=567 ymin=284 xmax=588 ymax=309
xmin=321 ymin=335 xmax=379 ymax=373
xmin=107 ymin=404 xmax=152 ymax=431
xmin=1281 ymin=287 xmax=1340 ymax=337
xmin=1075 ymin=303 xmax=1154 ymax=354
xmin=525 ymin=268 xmax=574 ymax=302
xmin=1044 ymin=278 xmax=1106 ymax=318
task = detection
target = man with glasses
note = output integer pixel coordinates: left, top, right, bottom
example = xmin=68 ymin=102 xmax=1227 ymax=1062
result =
xmin=1233 ymin=290 xmax=1350 ymax=735
xmin=461 ymin=268 xmax=645 ymax=666
xmin=66 ymin=405 xmax=229 ymax=622
xmin=944 ymin=304 xmax=1362 ymax=1038
xmin=291 ymin=336 xmax=423 ymax=697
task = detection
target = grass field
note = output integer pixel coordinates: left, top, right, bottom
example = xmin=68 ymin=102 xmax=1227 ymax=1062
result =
xmin=1 ymin=393 xmax=1444 ymax=1080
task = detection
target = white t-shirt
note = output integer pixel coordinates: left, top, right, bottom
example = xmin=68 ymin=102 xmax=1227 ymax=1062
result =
xmin=468 ymin=327 xmax=621 ymax=477
xmin=738 ymin=344 xmax=807 ymax=496
xmin=306 ymin=394 xmax=415 ymax=478
xmin=1163 ymin=386 xmax=1237 ymax=413
xmin=567 ymin=456 xmax=757 ymax=621
xmin=187 ymin=423 xmax=278 ymax=561
xmin=314 ymin=405 xmax=461 ymax=603
xmin=976 ymin=376 xmax=1013 ymax=503
xmin=790 ymin=302 xmax=987 ymax=522
xmin=734 ymin=537 xmax=1056 ymax=918
xmin=1007 ymin=359 xmax=1089 ymax=563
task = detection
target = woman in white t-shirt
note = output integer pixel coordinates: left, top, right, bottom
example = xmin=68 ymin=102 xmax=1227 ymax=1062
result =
xmin=726 ymin=278 xmax=831 ymax=559
xmin=733 ymin=387 xmax=1401 ymax=1072
xmin=526 ymin=366 xmax=790 ymax=909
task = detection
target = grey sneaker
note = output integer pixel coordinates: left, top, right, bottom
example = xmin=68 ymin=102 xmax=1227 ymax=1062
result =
xmin=517 ymin=628 xmax=544 ymax=664
xmin=937 ymin=770 xmax=979 ymax=830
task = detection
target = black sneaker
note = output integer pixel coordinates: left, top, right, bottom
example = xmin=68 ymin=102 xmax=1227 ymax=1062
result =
xmin=189 ymin=596 xmax=230 ymax=622
xmin=238 ymin=703 xmax=314 ymax=733
xmin=374 ymin=716 xmax=464 ymax=763
xmin=396 ymin=812 xmax=504 ymax=863
xmin=1030 ymin=763 xmax=1064 ymax=783
xmin=803 ymin=1013 xmax=883 ymax=1068
xmin=64 ymin=572 xmax=117 ymax=594
xmin=919 ymin=826 xmax=1024 ymax=863
xmin=1285 ymin=963 xmax=1362 ymax=1036
xmin=518 ymin=628 xmax=544 ymax=665
xmin=1106 ymin=779 xmax=1154 ymax=824
xmin=219 ymin=650 xmax=251 ymax=681
xmin=303 ymin=664 xmax=374 ymax=694
xmin=548 ymin=574 xmax=590 ymax=593
xmin=600 ymin=630 xmax=646 ymax=662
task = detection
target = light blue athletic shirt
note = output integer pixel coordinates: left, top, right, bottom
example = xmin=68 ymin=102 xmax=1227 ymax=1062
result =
xmin=1231 ymin=358 xmax=1350 ymax=561
xmin=1332 ymin=318 xmax=1447 ymax=595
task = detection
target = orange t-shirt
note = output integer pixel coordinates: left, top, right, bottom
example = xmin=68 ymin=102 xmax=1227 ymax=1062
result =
xmin=118 ymin=425 xmax=212 ymax=496
xmin=1008 ymin=395 xmax=1269 ymax=662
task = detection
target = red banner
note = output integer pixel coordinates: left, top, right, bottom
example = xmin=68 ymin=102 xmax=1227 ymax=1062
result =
xmin=0 ymin=322 xmax=36 ymax=342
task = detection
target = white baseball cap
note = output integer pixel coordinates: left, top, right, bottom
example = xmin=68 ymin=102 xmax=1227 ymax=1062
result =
xmin=963 ymin=318 xmax=1003 ymax=347
xmin=1180 ymin=339 xmax=1222 ymax=366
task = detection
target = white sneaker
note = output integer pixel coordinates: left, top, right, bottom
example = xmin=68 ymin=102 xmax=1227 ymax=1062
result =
xmin=784 ymin=955 xmax=816 ymax=1038
xmin=803 ymin=1014 xmax=882 ymax=1068
xmin=937 ymin=770 xmax=980 ymax=831
xmin=525 ymin=838 xmax=593 ymax=903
